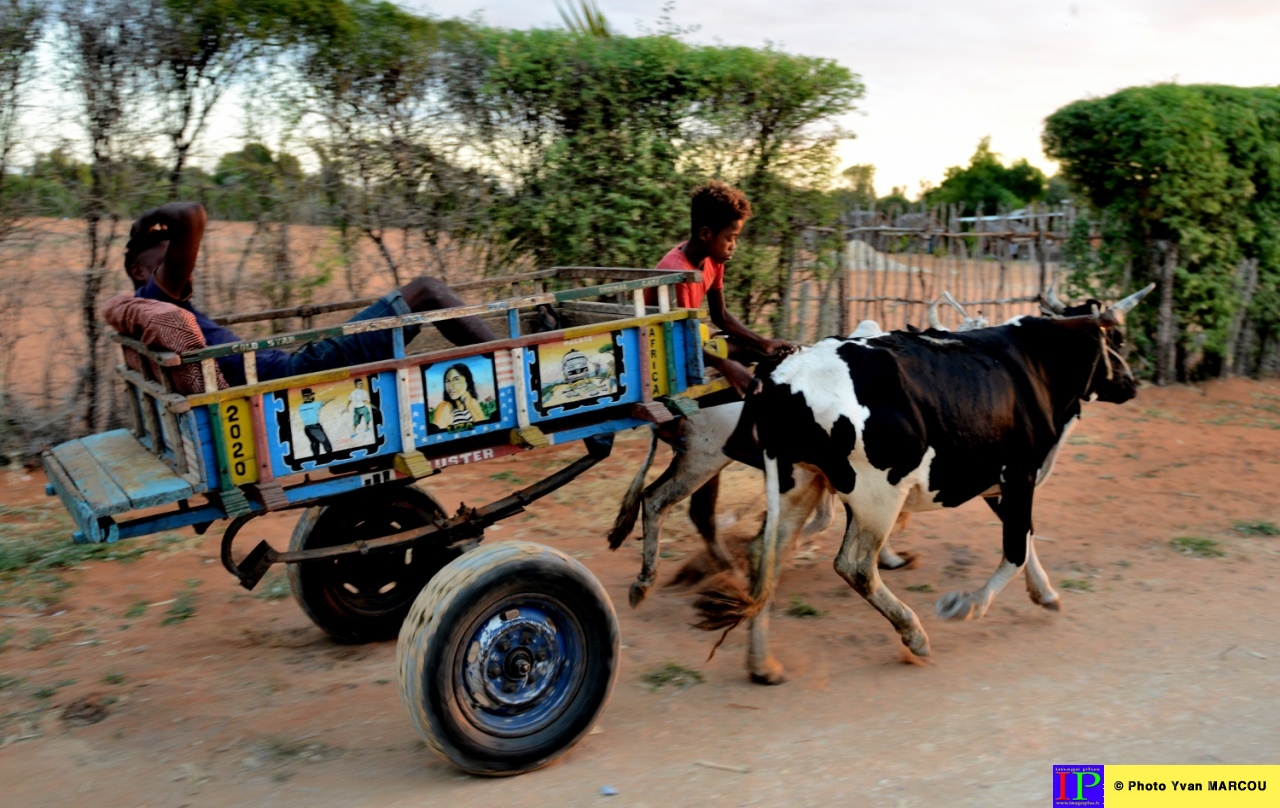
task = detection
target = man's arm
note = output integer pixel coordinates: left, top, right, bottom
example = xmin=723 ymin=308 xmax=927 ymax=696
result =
xmin=705 ymin=287 xmax=794 ymax=356
xmin=137 ymin=202 xmax=206 ymax=301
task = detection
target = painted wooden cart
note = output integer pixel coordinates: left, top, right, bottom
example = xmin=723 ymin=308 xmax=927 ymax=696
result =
xmin=42 ymin=267 xmax=730 ymax=775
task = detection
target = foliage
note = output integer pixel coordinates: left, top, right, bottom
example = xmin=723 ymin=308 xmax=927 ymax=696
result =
xmin=837 ymin=164 xmax=877 ymax=209
xmin=455 ymin=27 xmax=861 ymax=325
xmin=1233 ymin=519 xmax=1280 ymax=537
xmin=1170 ymin=536 xmax=1226 ymax=558
xmin=785 ymin=594 xmax=826 ymax=617
xmin=640 ymin=662 xmax=703 ymax=691
xmin=923 ymin=137 xmax=1048 ymax=216
xmin=0 ymin=0 xmax=45 ymax=235
xmin=1044 ymin=85 xmax=1280 ymax=379
xmin=0 ymin=502 xmax=189 ymax=611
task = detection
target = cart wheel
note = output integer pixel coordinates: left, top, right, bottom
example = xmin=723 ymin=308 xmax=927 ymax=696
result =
xmin=397 ymin=541 xmax=619 ymax=775
xmin=288 ymin=486 xmax=464 ymax=643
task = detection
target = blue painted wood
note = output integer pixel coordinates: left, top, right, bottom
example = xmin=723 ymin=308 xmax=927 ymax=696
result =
xmin=80 ymin=430 xmax=194 ymax=510
xmin=116 ymin=502 xmax=245 ymax=540
xmin=392 ymin=327 xmax=406 ymax=360
xmin=42 ymin=452 xmax=110 ymax=543
xmin=177 ymin=410 xmax=210 ymax=493
xmin=507 ymin=308 xmax=520 ymax=338
xmin=683 ymin=316 xmax=705 ymax=383
xmin=672 ymin=319 xmax=689 ymax=392
xmin=194 ymin=407 xmax=221 ymax=490
xmin=547 ymin=417 xmax=646 ymax=446
xmin=49 ymin=439 xmax=132 ymax=515
xmin=283 ymin=474 xmax=371 ymax=505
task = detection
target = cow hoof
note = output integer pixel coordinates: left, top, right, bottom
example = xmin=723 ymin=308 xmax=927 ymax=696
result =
xmin=935 ymin=591 xmax=978 ymax=621
xmin=1034 ymin=594 xmax=1061 ymax=612
xmin=749 ymin=661 xmax=787 ymax=686
xmin=628 ymin=580 xmax=652 ymax=608
xmin=902 ymin=630 xmax=931 ymax=658
xmin=878 ymin=550 xmax=919 ymax=571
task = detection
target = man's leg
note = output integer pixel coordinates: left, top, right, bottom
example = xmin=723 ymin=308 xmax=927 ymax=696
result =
xmin=401 ymin=277 xmax=498 ymax=345
xmin=281 ymin=279 xmax=498 ymax=379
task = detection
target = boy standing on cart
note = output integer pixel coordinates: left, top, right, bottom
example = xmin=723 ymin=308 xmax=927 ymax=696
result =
xmin=653 ymin=182 xmax=795 ymax=396
xmin=122 ymin=202 xmax=499 ymax=387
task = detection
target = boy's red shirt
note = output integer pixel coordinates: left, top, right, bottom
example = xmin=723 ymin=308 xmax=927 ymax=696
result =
xmin=651 ymin=242 xmax=724 ymax=309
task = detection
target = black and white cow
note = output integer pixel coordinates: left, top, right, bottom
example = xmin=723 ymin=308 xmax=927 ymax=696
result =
xmin=694 ymin=285 xmax=1155 ymax=684
xmin=608 ymin=318 xmax=926 ymax=609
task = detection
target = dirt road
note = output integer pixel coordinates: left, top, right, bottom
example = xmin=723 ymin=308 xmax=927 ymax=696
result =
xmin=1 ymin=380 xmax=1278 ymax=807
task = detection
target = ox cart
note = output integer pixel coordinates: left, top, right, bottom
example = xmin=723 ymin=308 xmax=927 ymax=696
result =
xmin=41 ymin=267 xmax=729 ymax=775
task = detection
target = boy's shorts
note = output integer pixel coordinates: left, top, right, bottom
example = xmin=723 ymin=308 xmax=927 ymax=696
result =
xmin=271 ymin=291 xmax=420 ymax=380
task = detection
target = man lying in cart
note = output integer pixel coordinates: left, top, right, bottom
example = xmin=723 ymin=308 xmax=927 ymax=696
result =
xmin=651 ymin=181 xmax=796 ymax=396
xmin=122 ymin=201 xmax=500 ymax=387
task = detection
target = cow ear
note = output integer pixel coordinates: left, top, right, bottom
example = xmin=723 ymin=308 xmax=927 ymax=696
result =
xmin=1098 ymin=309 xmax=1122 ymax=329
xmin=1053 ymin=314 xmax=1104 ymax=332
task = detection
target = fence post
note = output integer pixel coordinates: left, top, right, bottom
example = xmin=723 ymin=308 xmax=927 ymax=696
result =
xmin=836 ymin=222 xmax=848 ymax=336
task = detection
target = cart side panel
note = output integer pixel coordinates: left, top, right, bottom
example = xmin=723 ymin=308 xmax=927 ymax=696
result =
xmin=262 ymin=369 xmax=404 ymax=478
xmin=526 ymin=328 xmax=641 ymax=423
xmin=415 ymin=351 xmax=519 ymax=447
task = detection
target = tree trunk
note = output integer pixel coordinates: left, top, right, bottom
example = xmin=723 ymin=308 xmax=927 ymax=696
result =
xmin=1225 ymin=258 xmax=1259 ymax=377
xmin=1153 ymin=240 xmax=1179 ymax=386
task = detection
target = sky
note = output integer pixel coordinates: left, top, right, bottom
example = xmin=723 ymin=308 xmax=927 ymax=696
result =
xmin=401 ymin=0 xmax=1280 ymax=198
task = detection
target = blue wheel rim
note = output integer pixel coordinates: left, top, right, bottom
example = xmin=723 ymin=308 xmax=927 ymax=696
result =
xmin=456 ymin=595 xmax=586 ymax=738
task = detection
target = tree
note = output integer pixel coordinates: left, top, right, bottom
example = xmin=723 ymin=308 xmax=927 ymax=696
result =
xmin=148 ymin=0 xmax=352 ymax=198
xmin=924 ymin=137 xmax=1047 ymax=216
xmin=837 ymin=164 xmax=876 ymax=209
xmin=59 ymin=0 xmax=150 ymax=430
xmin=1045 ymin=84 xmax=1280 ymax=381
xmin=301 ymin=1 xmax=487 ymax=286
xmin=0 ymin=0 xmax=45 ymax=239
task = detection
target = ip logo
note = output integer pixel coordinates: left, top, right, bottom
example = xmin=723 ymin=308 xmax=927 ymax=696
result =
xmin=1053 ymin=765 xmax=1104 ymax=806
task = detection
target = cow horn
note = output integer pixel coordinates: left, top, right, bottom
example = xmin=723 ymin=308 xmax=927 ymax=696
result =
xmin=928 ymin=297 xmax=944 ymax=330
xmin=1110 ymin=282 xmax=1157 ymax=313
xmin=941 ymin=290 xmax=969 ymax=318
xmin=1044 ymin=279 xmax=1067 ymax=314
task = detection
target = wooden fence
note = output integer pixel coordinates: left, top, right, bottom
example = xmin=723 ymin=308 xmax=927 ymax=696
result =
xmin=779 ymin=203 xmax=1080 ymax=341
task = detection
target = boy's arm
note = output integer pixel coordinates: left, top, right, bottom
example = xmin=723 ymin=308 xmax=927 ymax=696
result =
xmin=703 ymin=350 xmax=759 ymax=397
xmin=136 ymin=202 xmax=206 ymax=301
xmin=706 ymin=288 xmax=795 ymax=356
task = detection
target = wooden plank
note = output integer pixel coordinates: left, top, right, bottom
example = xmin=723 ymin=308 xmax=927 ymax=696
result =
xmin=79 ymin=430 xmax=194 ymax=510
xmin=178 ymin=410 xmax=207 ymax=491
xmin=50 ymin=438 xmax=133 ymax=515
xmin=115 ymin=365 xmax=191 ymax=413
xmin=662 ymin=320 xmax=678 ymax=392
xmin=637 ymin=326 xmax=654 ymax=402
xmin=248 ymin=395 xmax=274 ymax=484
xmin=511 ymin=347 xmax=531 ymax=429
xmin=216 ymin=398 xmax=258 ymax=486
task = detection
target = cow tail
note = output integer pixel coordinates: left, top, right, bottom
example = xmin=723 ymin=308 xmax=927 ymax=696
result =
xmin=607 ymin=428 xmax=658 ymax=550
xmin=693 ymin=453 xmax=782 ymax=657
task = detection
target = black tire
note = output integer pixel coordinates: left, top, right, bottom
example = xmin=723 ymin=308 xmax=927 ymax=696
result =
xmin=397 ymin=541 xmax=619 ymax=776
xmin=288 ymin=485 xmax=463 ymax=643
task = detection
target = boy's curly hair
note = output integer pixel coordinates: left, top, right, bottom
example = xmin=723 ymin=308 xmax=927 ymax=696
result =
xmin=689 ymin=181 xmax=752 ymax=238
